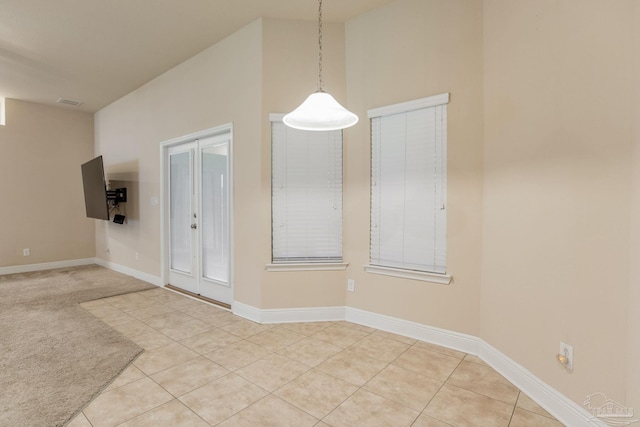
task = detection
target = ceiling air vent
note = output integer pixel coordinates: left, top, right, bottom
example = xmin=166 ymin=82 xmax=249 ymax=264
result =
xmin=57 ymin=98 xmax=82 ymax=107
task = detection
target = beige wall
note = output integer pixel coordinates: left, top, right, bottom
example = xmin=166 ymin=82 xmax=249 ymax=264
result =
xmin=94 ymin=19 xmax=263 ymax=306
xmin=15 ymin=0 xmax=635 ymax=414
xmin=344 ymin=0 xmax=484 ymax=335
xmin=0 ymin=99 xmax=95 ymax=267
xmin=93 ymin=17 xmax=350 ymax=309
xmin=628 ymin=1 xmax=640 ymax=414
xmin=88 ymin=0 xmax=640 ymax=413
xmin=482 ymin=0 xmax=634 ymax=406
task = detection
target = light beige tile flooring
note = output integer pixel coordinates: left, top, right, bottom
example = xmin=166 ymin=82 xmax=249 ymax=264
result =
xmin=68 ymin=287 xmax=564 ymax=427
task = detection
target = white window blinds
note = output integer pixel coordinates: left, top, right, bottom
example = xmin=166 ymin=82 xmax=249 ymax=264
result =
xmin=271 ymin=116 xmax=343 ymax=263
xmin=169 ymin=149 xmax=192 ymax=274
xmin=369 ymin=94 xmax=448 ymax=274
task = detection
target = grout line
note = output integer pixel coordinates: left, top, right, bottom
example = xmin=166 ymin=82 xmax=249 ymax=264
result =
xmin=410 ymin=346 xmax=466 ymax=426
xmin=174 ymin=399 xmax=214 ymax=427
xmin=507 ymin=391 xmax=521 ymax=426
xmin=89 ymin=288 xmax=541 ymax=427
xmin=316 ymin=334 xmax=417 ymax=424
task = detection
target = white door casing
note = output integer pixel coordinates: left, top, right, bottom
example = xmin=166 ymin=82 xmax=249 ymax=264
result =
xmin=161 ymin=124 xmax=233 ymax=306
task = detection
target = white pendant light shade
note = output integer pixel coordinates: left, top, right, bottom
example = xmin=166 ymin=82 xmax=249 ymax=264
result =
xmin=283 ymin=91 xmax=359 ymax=131
xmin=283 ymin=0 xmax=358 ymax=132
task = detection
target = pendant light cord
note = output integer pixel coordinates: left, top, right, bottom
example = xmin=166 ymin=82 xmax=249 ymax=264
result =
xmin=318 ymin=0 xmax=324 ymax=92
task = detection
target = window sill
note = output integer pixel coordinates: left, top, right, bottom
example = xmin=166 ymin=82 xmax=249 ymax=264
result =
xmin=364 ymin=264 xmax=452 ymax=285
xmin=266 ymin=262 xmax=350 ymax=272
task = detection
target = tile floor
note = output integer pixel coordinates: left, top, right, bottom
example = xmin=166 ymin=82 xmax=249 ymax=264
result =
xmin=68 ymin=287 xmax=564 ymax=427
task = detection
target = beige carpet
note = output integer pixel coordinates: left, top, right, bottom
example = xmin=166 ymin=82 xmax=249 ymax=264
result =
xmin=0 ymin=265 xmax=155 ymax=427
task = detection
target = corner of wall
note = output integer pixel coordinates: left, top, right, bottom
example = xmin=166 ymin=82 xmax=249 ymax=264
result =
xmin=0 ymin=99 xmax=95 ymax=267
xmin=627 ymin=0 xmax=640 ymax=414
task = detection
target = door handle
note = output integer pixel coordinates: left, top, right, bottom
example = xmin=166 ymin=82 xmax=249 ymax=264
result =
xmin=191 ymin=223 xmax=197 ymax=229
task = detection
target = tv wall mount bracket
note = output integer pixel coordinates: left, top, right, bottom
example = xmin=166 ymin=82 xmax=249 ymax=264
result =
xmin=106 ymin=188 xmax=127 ymax=206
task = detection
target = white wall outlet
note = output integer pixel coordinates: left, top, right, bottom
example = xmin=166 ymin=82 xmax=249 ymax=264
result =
xmin=150 ymin=196 xmax=159 ymax=206
xmin=135 ymin=252 xmax=139 ymax=260
xmin=22 ymin=248 xmax=30 ymax=256
xmin=347 ymin=279 xmax=355 ymax=292
xmin=560 ymin=342 xmax=574 ymax=370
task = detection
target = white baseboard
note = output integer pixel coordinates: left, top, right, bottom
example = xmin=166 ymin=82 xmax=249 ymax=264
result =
xmin=345 ymin=307 xmax=479 ymax=355
xmin=0 ymin=255 xmax=604 ymax=426
xmin=232 ymin=301 xmax=345 ymax=324
xmin=0 ymin=258 xmax=96 ymax=276
xmin=0 ymin=258 xmax=163 ymax=289
xmin=231 ymin=301 xmax=604 ymax=427
xmin=232 ymin=301 xmax=263 ymax=322
xmin=478 ymin=341 xmax=608 ymax=427
xmin=94 ymin=258 xmax=162 ymax=287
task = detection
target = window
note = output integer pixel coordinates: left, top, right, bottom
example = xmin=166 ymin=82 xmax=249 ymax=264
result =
xmin=367 ymin=93 xmax=450 ymax=283
xmin=270 ymin=114 xmax=343 ymax=267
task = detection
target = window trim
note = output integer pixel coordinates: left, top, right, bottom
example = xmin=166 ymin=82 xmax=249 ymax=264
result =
xmin=368 ymin=92 xmax=451 ymax=279
xmin=266 ymin=262 xmax=349 ymax=272
xmin=364 ymin=264 xmax=451 ymax=285
xmin=269 ymin=113 xmax=344 ymax=265
xmin=368 ymin=93 xmax=450 ymax=119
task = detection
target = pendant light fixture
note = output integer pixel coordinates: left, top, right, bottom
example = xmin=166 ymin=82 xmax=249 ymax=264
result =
xmin=283 ymin=0 xmax=358 ymax=131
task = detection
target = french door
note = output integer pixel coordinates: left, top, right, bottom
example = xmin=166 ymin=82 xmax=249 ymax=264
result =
xmin=166 ymin=131 xmax=232 ymax=305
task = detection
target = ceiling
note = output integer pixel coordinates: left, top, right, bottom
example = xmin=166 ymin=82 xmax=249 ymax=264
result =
xmin=0 ymin=0 xmax=394 ymax=113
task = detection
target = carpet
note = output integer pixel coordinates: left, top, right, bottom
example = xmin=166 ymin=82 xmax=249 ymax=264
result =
xmin=0 ymin=265 xmax=155 ymax=427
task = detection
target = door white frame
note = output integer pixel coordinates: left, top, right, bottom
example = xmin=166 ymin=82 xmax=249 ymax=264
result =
xmin=160 ymin=123 xmax=234 ymax=305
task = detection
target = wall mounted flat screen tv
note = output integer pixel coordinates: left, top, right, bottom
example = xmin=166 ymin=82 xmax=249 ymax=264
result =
xmin=81 ymin=155 xmax=110 ymax=220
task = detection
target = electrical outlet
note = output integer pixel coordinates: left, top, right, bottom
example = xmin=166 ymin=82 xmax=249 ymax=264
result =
xmin=135 ymin=252 xmax=139 ymax=260
xmin=347 ymin=279 xmax=355 ymax=292
xmin=22 ymin=248 xmax=30 ymax=256
xmin=560 ymin=342 xmax=574 ymax=370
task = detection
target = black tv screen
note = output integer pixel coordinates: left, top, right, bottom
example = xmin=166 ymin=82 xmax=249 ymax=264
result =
xmin=81 ymin=156 xmax=110 ymax=220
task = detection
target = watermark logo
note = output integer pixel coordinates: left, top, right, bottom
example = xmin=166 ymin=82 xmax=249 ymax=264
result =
xmin=584 ymin=393 xmax=638 ymax=426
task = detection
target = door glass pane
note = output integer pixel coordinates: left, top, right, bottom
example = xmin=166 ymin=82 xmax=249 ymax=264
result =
xmin=201 ymin=143 xmax=229 ymax=283
xmin=170 ymin=151 xmax=191 ymax=273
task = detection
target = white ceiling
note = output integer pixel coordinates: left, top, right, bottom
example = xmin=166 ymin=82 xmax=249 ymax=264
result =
xmin=0 ymin=0 xmax=393 ymax=113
